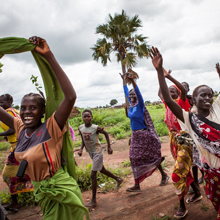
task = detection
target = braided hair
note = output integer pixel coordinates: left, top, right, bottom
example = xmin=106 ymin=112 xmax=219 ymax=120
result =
xmin=0 ymin=93 xmax=13 ymax=103
xmin=22 ymin=91 xmax=46 ymax=111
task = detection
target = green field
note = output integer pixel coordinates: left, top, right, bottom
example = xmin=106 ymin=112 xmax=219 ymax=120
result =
xmin=69 ymin=104 xmax=169 ymax=147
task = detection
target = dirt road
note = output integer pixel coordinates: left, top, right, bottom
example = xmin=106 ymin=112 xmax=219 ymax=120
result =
xmin=1 ymin=137 xmax=217 ymax=220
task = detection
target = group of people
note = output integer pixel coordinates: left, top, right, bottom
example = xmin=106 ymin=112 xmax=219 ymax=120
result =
xmin=0 ymin=36 xmax=220 ymax=220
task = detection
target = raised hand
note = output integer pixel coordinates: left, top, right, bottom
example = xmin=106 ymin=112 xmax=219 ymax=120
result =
xmin=29 ymin=36 xmax=51 ymax=56
xmin=216 ymin=62 xmax=220 ymax=75
xmin=150 ymin=47 xmax=163 ymax=70
xmin=163 ymin=68 xmax=172 ymax=77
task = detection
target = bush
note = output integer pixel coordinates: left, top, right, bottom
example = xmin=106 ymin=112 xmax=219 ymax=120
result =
xmin=76 ymin=162 xmax=131 ymax=191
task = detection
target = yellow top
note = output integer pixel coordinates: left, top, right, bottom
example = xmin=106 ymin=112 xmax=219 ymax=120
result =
xmin=0 ymin=108 xmax=20 ymax=143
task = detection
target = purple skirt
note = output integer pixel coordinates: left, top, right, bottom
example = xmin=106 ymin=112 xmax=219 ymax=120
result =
xmin=130 ymin=129 xmax=163 ymax=184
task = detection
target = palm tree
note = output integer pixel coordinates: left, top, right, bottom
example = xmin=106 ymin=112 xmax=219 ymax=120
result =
xmin=91 ymin=10 xmax=150 ymax=107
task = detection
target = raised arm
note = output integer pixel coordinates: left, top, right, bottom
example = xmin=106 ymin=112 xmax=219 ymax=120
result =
xmin=163 ymin=68 xmax=187 ymax=101
xmin=150 ymin=47 xmax=184 ymax=122
xmin=158 ymin=87 xmax=163 ymax=101
xmin=216 ymin=62 xmax=220 ymax=78
xmin=29 ymin=36 xmax=76 ymax=130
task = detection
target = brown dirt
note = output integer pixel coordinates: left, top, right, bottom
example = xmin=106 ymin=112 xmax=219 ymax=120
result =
xmin=1 ymin=136 xmax=218 ymax=220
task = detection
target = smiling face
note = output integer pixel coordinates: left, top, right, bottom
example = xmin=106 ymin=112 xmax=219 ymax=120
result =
xmin=0 ymin=96 xmax=11 ymax=110
xmin=193 ymin=86 xmax=213 ymax=112
xmin=169 ymin=86 xmax=179 ymax=99
xmin=182 ymin=82 xmax=189 ymax=93
xmin=129 ymin=89 xmax=137 ymax=103
xmin=82 ymin=111 xmax=93 ymax=127
xmin=20 ymin=96 xmax=45 ymax=133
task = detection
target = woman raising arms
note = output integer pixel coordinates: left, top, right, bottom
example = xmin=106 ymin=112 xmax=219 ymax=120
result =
xmin=151 ymin=47 xmax=220 ymax=219
xmin=120 ymin=72 xmax=168 ymax=192
xmin=0 ymin=36 xmax=88 ymax=220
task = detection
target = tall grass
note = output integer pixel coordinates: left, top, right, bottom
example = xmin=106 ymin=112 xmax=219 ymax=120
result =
xmin=69 ymin=105 xmax=169 ymax=141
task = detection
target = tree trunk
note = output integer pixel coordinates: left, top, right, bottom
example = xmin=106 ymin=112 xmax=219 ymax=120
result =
xmin=120 ymin=57 xmax=130 ymax=113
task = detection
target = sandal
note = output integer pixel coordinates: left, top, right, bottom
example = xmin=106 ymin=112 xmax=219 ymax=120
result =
xmin=186 ymin=195 xmax=203 ymax=204
xmin=159 ymin=175 xmax=169 ymax=186
xmin=126 ymin=187 xmax=141 ymax=192
xmin=3 ymin=204 xmax=19 ymax=212
xmin=174 ymin=210 xmax=188 ymax=219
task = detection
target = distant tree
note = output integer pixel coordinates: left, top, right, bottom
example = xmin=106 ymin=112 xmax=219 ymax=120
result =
xmin=91 ymin=10 xmax=150 ymax=109
xmin=0 ymin=62 xmax=3 ymax=73
xmin=214 ymin=90 xmax=220 ymax=98
xmin=145 ymin=100 xmax=151 ymax=105
xmin=12 ymin=104 xmax=20 ymax=110
xmin=110 ymin=99 xmax=118 ymax=106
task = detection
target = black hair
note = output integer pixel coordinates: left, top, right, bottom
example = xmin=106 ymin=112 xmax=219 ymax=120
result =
xmin=22 ymin=91 xmax=46 ymax=110
xmin=82 ymin=109 xmax=93 ymax=116
xmin=0 ymin=93 xmax=13 ymax=103
xmin=169 ymin=85 xmax=180 ymax=95
xmin=192 ymin=85 xmax=214 ymax=103
xmin=182 ymin=82 xmax=189 ymax=88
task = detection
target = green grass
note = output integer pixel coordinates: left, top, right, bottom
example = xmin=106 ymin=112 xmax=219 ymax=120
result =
xmin=76 ymin=162 xmax=132 ymax=191
xmin=0 ymin=142 xmax=10 ymax=151
xmin=70 ymin=105 xmax=169 ymax=143
xmin=0 ymin=190 xmax=36 ymax=206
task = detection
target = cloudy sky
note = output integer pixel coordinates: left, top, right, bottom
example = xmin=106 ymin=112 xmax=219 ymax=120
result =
xmin=1 ymin=0 xmax=220 ymax=108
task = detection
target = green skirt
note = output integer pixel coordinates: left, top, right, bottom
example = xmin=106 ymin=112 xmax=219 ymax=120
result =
xmin=32 ymin=167 xmax=89 ymax=220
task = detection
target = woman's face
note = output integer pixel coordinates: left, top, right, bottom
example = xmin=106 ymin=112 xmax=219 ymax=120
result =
xmin=169 ymin=86 xmax=179 ymax=99
xmin=20 ymin=96 xmax=44 ymax=130
xmin=194 ymin=86 xmax=213 ymax=111
xmin=0 ymin=97 xmax=11 ymax=110
xmin=129 ymin=90 xmax=137 ymax=103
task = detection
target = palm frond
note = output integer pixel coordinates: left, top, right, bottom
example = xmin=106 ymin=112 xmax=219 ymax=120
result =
xmin=126 ymin=68 xmax=139 ymax=85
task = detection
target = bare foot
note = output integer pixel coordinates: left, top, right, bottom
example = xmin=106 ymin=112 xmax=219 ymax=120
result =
xmin=115 ymin=177 xmax=123 ymax=191
xmin=85 ymin=200 xmax=97 ymax=208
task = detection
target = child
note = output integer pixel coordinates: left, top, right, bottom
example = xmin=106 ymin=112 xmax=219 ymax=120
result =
xmin=0 ymin=94 xmax=34 ymax=211
xmin=78 ymin=109 xmax=123 ymax=208
xmin=0 ymin=36 xmax=88 ymax=220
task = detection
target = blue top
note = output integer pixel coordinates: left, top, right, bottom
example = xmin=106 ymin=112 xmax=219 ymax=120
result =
xmin=123 ymin=85 xmax=147 ymax=131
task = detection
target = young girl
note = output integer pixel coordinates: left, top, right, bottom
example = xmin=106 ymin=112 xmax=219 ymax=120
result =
xmin=78 ymin=109 xmax=123 ymax=208
xmin=151 ymin=47 xmax=220 ymax=219
xmin=120 ymin=72 xmax=168 ymax=192
xmin=0 ymin=94 xmax=34 ymax=211
xmin=0 ymin=36 xmax=88 ymax=220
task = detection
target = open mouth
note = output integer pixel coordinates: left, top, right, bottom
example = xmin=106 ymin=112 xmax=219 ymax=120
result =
xmin=24 ymin=116 xmax=34 ymax=124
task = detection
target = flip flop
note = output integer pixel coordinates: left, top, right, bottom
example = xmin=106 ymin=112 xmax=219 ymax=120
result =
xmin=174 ymin=210 xmax=188 ymax=219
xmin=186 ymin=195 xmax=203 ymax=204
xmin=159 ymin=175 xmax=170 ymax=186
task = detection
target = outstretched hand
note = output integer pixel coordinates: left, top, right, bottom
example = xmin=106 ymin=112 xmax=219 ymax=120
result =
xmin=216 ymin=62 xmax=220 ymax=75
xmin=150 ymin=47 xmax=163 ymax=70
xmin=29 ymin=36 xmax=51 ymax=56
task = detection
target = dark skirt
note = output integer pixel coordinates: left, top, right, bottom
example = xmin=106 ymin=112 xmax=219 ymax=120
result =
xmin=130 ymin=129 xmax=163 ymax=184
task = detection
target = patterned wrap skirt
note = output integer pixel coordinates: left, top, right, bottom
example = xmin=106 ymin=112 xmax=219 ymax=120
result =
xmin=129 ymin=129 xmax=163 ymax=184
xmin=2 ymin=142 xmax=34 ymax=194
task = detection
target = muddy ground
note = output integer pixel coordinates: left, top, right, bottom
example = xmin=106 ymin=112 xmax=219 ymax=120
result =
xmin=0 ymin=136 xmax=217 ymax=220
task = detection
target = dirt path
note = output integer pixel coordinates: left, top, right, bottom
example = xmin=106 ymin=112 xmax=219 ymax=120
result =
xmin=1 ymin=137 xmax=218 ymax=220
